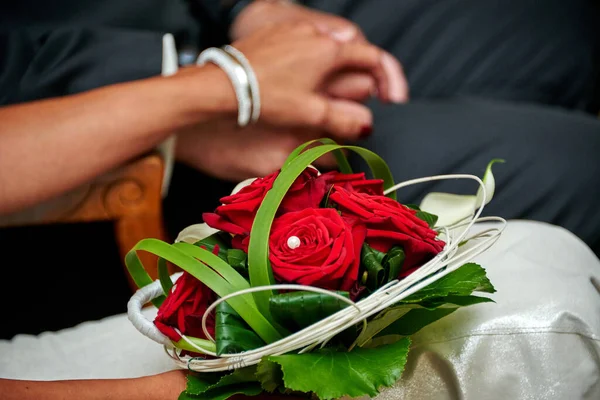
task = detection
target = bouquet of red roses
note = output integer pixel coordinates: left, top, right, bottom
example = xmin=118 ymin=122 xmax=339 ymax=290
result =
xmin=126 ymin=139 xmax=504 ymax=400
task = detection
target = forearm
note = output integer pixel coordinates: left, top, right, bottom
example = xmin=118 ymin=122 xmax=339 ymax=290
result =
xmin=0 ymin=65 xmax=234 ymax=215
xmin=0 ymin=371 xmax=187 ymax=400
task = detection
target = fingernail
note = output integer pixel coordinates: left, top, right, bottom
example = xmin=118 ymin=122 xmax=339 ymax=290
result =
xmin=359 ymin=125 xmax=373 ymax=139
xmin=331 ymin=26 xmax=358 ymax=42
xmin=381 ymin=53 xmax=406 ymax=103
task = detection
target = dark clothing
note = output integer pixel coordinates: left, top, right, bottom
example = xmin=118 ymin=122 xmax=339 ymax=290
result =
xmin=0 ymin=0 xmax=229 ymax=105
xmin=1 ymin=0 xmax=600 ymax=338
xmin=309 ymin=0 xmax=600 ymax=114
xmin=2 ymin=0 xmax=599 ymax=110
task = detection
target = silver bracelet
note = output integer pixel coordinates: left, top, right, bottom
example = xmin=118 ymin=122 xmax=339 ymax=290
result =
xmin=196 ymin=47 xmax=252 ymax=127
xmin=222 ymin=45 xmax=261 ymax=124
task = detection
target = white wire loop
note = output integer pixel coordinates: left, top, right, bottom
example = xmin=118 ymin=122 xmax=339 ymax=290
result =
xmin=127 ymin=173 xmax=506 ymax=372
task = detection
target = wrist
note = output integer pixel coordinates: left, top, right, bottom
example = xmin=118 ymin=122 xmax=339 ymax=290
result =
xmin=171 ymin=64 xmax=238 ymax=126
xmin=143 ymin=371 xmax=187 ymax=400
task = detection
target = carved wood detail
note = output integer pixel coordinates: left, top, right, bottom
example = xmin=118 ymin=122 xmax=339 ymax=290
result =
xmin=0 ymin=153 xmax=171 ymax=292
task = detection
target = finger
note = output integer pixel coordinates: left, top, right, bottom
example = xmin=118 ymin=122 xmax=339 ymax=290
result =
xmin=308 ymin=96 xmax=373 ymax=140
xmin=324 ymin=72 xmax=376 ymax=101
xmin=381 ymin=51 xmax=409 ymax=103
xmin=336 ymin=31 xmax=408 ymax=103
xmin=329 ymin=29 xmax=408 ymax=102
xmin=334 ymin=42 xmax=391 ymax=103
xmin=264 ymin=93 xmax=372 ymax=139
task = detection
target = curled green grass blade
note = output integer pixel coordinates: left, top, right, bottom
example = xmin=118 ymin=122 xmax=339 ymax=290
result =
xmin=282 ymin=138 xmax=352 ymax=173
xmin=173 ymin=242 xmax=251 ymax=293
xmin=157 ymin=257 xmax=173 ymax=296
xmin=125 ymin=239 xmax=281 ymax=344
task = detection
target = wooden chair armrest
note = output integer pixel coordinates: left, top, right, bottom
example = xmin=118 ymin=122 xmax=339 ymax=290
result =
xmin=0 ymin=153 xmax=170 ymax=290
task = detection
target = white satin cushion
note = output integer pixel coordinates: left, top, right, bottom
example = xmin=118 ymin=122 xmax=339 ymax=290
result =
xmin=1 ymin=221 xmax=599 ymax=399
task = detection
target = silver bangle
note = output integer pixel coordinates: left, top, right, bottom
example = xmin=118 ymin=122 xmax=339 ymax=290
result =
xmin=196 ymin=47 xmax=252 ymax=127
xmin=222 ymin=45 xmax=261 ymax=124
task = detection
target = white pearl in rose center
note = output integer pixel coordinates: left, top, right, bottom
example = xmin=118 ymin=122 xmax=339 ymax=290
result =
xmin=287 ymin=236 xmax=301 ymax=250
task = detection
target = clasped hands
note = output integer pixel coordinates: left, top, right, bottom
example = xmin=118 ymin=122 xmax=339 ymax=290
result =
xmin=176 ymin=0 xmax=408 ymax=181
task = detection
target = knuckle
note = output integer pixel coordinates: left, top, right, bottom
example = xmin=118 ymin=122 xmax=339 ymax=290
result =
xmin=292 ymin=21 xmax=319 ymax=35
xmin=366 ymin=45 xmax=382 ymax=65
xmin=348 ymin=22 xmax=362 ymax=35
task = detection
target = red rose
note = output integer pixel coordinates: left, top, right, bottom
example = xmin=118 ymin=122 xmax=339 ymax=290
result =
xmin=154 ymin=272 xmax=215 ymax=342
xmin=328 ymin=187 xmax=445 ymax=276
xmin=269 ymin=208 xmax=366 ymax=291
xmin=318 ymin=171 xmax=384 ymax=196
xmin=203 ymin=168 xmax=328 ymax=241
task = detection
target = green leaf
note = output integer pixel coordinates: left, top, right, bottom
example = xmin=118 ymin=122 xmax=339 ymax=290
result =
xmin=361 ymin=334 xmax=405 ymax=348
xmin=194 ymin=231 xmax=232 ymax=250
xmin=180 ymin=368 xmax=262 ymax=400
xmin=256 ymin=359 xmax=284 ymax=393
xmin=361 ymin=244 xmax=385 ymax=291
xmin=377 ymin=308 xmax=457 ymax=338
xmin=266 ymin=337 xmax=410 ymax=400
xmin=193 ymin=234 xmax=231 ymax=263
xmin=371 ymin=246 xmax=386 ymax=264
xmin=415 ymin=210 xmax=438 ymax=228
xmin=420 ymin=294 xmax=495 ymax=309
xmin=401 ymin=204 xmax=439 ymax=229
xmin=401 ymin=263 xmax=495 ymax=304
xmin=269 ymin=291 xmax=350 ymax=331
xmin=353 ymin=304 xmax=418 ymax=347
xmin=179 ymin=385 xmax=262 ymax=400
xmin=216 ymin=301 xmax=265 ymax=356
xmin=157 ymin=257 xmax=173 ymax=297
xmin=419 ymin=159 xmax=505 ymax=227
xmin=195 ymin=242 xmax=228 ymax=263
xmin=125 ymin=239 xmax=282 ymax=345
xmin=353 ymin=264 xmax=495 ymax=347
xmin=355 ymin=295 xmax=493 ymax=348
xmin=381 ymin=246 xmax=405 ymax=283
xmin=226 ymin=249 xmax=248 ymax=278
xmin=248 ymin=142 xmax=396 ymax=318
xmin=321 ymin=183 xmax=336 ymax=208
xmin=185 ymin=368 xmax=258 ymax=395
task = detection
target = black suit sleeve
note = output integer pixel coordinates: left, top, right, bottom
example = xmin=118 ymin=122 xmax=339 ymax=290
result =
xmin=0 ymin=27 xmax=164 ymax=106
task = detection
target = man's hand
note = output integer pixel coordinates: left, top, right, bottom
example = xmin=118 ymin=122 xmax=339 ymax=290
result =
xmin=176 ymin=121 xmax=339 ymax=182
xmin=231 ymin=0 xmax=409 ymax=104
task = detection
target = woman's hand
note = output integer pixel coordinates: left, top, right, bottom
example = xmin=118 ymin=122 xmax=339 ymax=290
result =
xmin=231 ymin=0 xmax=408 ymax=104
xmin=178 ymin=22 xmax=396 ymax=139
